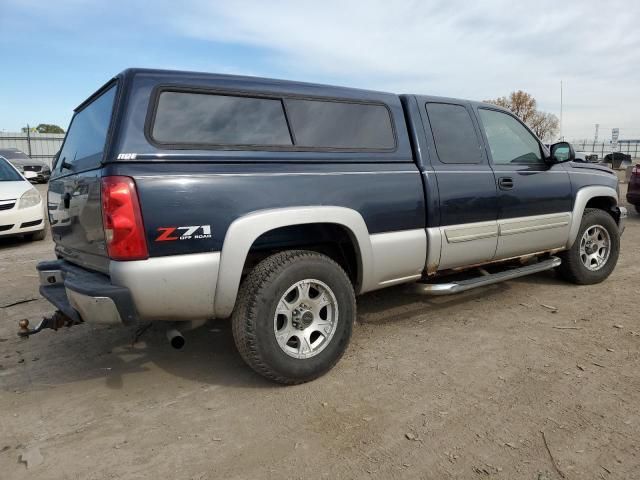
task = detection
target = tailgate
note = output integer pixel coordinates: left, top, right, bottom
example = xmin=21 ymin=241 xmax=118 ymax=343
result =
xmin=48 ymin=83 xmax=118 ymax=273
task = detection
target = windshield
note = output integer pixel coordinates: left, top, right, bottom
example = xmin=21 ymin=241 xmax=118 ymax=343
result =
xmin=0 ymin=157 xmax=23 ymax=181
xmin=0 ymin=149 xmax=30 ymax=160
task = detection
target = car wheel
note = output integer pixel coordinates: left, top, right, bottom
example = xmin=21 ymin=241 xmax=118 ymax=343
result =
xmin=556 ymin=208 xmax=620 ymax=285
xmin=27 ymin=229 xmax=47 ymax=241
xmin=635 ymin=204 xmax=640 ymax=215
xmin=232 ymin=250 xmax=356 ymax=385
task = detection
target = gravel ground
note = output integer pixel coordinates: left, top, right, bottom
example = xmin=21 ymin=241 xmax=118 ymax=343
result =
xmin=1 ymin=182 xmax=639 ymax=479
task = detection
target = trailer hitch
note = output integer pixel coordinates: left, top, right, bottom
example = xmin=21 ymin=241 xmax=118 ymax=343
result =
xmin=18 ymin=311 xmax=80 ymax=338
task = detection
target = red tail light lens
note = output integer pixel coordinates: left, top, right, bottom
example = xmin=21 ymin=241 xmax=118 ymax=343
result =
xmin=632 ymin=165 xmax=640 ymax=175
xmin=101 ymin=176 xmax=148 ymax=260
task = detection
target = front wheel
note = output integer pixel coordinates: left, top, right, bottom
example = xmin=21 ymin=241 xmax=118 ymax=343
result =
xmin=556 ymin=208 xmax=620 ymax=285
xmin=26 ymin=229 xmax=46 ymax=241
xmin=232 ymin=250 xmax=356 ymax=385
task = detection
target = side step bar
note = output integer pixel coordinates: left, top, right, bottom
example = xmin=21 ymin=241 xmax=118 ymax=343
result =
xmin=420 ymin=257 xmax=561 ymax=296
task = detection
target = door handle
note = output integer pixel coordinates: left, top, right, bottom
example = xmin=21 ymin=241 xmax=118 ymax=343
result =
xmin=498 ymin=177 xmax=514 ymax=190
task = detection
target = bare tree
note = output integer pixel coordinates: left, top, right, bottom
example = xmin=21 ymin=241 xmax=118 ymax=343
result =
xmin=485 ymin=90 xmax=558 ymax=141
xmin=528 ymin=111 xmax=559 ymax=142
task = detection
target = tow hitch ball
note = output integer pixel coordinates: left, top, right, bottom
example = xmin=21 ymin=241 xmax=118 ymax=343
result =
xmin=18 ymin=311 xmax=79 ymax=338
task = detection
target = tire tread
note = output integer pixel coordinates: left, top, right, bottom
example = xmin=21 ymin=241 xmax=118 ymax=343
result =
xmin=556 ymin=208 xmax=620 ymax=285
xmin=232 ymin=250 xmax=355 ymax=385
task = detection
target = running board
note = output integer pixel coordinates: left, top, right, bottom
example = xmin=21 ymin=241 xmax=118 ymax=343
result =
xmin=420 ymin=257 xmax=561 ymax=296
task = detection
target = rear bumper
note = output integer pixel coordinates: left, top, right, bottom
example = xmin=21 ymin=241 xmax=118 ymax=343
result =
xmin=37 ymin=251 xmax=221 ymax=324
xmin=37 ymin=260 xmax=138 ymax=325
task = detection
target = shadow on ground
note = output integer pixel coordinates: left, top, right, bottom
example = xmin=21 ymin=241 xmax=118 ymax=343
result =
xmin=2 ymin=267 xmax=561 ymax=393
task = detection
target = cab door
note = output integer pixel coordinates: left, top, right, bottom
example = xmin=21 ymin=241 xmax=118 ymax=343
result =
xmin=475 ymin=107 xmax=572 ymax=260
xmin=423 ymin=100 xmax=499 ymax=270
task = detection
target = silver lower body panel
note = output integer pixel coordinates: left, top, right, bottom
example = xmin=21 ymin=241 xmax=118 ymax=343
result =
xmin=109 ymin=252 xmax=220 ymax=322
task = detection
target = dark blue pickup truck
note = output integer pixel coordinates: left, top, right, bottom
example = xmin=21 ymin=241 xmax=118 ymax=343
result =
xmin=32 ymin=68 xmax=626 ymax=384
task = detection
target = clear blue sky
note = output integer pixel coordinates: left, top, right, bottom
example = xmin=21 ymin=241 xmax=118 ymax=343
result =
xmin=0 ymin=1 xmax=288 ymax=132
xmin=1 ymin=0 xmax=639 ymax=140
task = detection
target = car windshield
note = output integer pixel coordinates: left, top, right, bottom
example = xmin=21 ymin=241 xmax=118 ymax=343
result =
xmin=0 ymin=149 xmax=30 ymax=160
xmin=0 ymin=157 xmax=23 ymax=181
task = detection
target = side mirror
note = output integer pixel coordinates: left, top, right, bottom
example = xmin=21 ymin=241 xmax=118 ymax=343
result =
xmin=549 ymin=142 xmax=575 ymax=164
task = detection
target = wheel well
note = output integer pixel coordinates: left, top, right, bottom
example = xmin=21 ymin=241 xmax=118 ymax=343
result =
xmin=242 ymin=223 xmax=360 ymax=287
xmin=585 ymin=196 xmax=618 ymax=221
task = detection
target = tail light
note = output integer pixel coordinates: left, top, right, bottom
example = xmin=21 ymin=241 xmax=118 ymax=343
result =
xmin=632 ymin=165 xmax=640 ymax=176
xmin=101 ymin=176 xmax=148 ymax=260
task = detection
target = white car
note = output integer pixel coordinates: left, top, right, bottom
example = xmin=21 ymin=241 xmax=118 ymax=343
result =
xmin=0 ymin=155 xmax=46 ymax=241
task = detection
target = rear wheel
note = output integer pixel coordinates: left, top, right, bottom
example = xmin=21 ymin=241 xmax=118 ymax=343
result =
xmin=556 ymin=208 xmax=619 ymax=284
xmin=232 ymin=250 xmax=355 ymax=384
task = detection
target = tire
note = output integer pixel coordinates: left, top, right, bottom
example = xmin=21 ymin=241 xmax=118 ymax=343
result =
xmin=27 ymin=229 xmax=46 ymax=241
xmin=556 ymin=208 xmax=620 ymax=285
xmin=635 ymin=204 xmax=640 ymax=215
xmin=232 ymin=250 xmax=356 ymax=385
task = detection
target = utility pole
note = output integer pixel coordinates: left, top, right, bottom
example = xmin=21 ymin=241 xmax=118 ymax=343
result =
xmin=25 ymin=124 xmax=32 ymax=156
xmin=559 ymin=80 xmax=564 ymax=141
xmin=594 ymin=123 xmax=599 ymax=144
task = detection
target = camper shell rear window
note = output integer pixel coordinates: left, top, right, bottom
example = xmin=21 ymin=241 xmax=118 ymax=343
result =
xmin=56 ymin=82 xmax=118 ymax=172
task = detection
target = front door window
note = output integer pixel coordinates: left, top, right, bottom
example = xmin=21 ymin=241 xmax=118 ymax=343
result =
xmin=478 ymin=109 xmax=543 ymax=166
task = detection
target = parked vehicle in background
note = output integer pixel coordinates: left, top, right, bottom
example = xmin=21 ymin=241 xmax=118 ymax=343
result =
xmin=574 ymin=150 xmax=598 ymax=163
xmin=603 ymin=152 xmax=632 ymax=169
xmin=0 ymin=148 xmax=51 ymax=183
xmin=32 ymin=69 xmax=626 ymax=384
xmin=0 ymin=156 xmax=46 ymax=240
xmin=627 ymin=164 xmax=640 ymax=214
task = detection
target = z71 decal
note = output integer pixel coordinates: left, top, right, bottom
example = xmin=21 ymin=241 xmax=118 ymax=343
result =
xmin=155 ymin=225 xmax=212 ymax=242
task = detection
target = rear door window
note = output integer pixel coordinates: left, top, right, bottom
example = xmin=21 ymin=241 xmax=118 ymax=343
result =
xmin=57 ymin=84 xmax=117 ymax=173
xmin=284 ymin=99 xmax=395 ymax=150
xmin=151 ymin=92 xmax=293 ymax=147
xmin=426 ymin=103 xmax=483 ymax=164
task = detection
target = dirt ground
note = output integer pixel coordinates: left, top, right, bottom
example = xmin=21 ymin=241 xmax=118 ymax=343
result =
xmin=1 ymin=183 xmax=639 ymax=480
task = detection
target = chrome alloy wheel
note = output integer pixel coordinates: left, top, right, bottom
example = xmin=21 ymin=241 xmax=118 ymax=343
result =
xmin=273 ymin=279 xmax=339 ymax=359
xmin=579 ymin=225 xmax=611 ymax=271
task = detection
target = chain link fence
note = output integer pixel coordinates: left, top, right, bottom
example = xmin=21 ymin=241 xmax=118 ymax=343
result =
xmin=0 ymin=131 xmax=65 ymax=168
xmin=570 ymin=140 xmax=640 ymax=160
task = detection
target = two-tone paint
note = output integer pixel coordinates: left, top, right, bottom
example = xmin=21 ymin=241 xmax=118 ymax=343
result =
xmin=45 ymin=68 xmax=624 ymax=324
